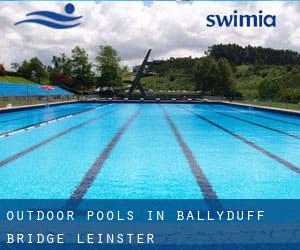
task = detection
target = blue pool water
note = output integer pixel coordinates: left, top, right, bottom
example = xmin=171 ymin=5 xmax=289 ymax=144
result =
xmin=0 ymin=103 xmax=103 ymax=136
xmin=0 ymin=103 xmax=298 ymax=199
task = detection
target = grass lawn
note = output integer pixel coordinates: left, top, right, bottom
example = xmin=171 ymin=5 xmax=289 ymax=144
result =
xmin=0 ymin=76 xmax=37 ymax=84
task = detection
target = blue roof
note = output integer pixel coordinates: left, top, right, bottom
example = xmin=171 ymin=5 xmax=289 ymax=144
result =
xmin=0 ymin=82 xmax=74 ymax=97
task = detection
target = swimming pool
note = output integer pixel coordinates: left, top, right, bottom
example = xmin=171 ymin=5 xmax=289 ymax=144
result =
xmin=0 ymin=103 xmax=298 ymax=199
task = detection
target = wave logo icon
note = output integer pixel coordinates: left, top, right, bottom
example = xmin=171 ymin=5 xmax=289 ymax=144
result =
xmin=15 ymin=3 xmax=82 ymax=29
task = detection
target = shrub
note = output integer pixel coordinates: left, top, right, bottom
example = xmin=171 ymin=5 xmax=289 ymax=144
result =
xmin=258 ymin=78 xmax=283 ymax=99
xmin=279 ymin=88 xmax=300 ymax=103
xmin=169 ymin=75 xmax=176 ymax=82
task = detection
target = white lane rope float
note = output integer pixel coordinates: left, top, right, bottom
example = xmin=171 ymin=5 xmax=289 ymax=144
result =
xmin=0 ymin=104 xmax=113 ymax=139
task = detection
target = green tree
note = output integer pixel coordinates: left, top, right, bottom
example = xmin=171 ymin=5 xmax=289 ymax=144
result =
xmin=194 ymin=57 xmax=235 ymax=96
xmin=29 ymin=57 xmax=47 ymax=83
xmin=50 ymin=54 xmax=73 ymax=85
xmin=95 ymin=45 xmax=122 ymax=88
xmin=18 ymin=58 xmax=47 ymax=83
xmin=258 ymin=78 xmax=283 ymax=99
xmin=215 ymin=58 xmax=235 ymax=96
xmin=208 ymin=44 xmax=300 ymax=66
xmin=71 ymin=46 xmax=94 ymax=91
xmin=280 ymin=88 xmax=300 ymax=102
xmin=18 ymin=60 xmax=32 ymax=79
xmin=193 ymin=57 xmax=218 ymax=94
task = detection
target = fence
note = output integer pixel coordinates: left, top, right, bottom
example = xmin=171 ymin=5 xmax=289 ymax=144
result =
xmin=0 ymin=82 xmax=77 ymax=108
xmin=231 ymin=97 xmax=300 ymax=111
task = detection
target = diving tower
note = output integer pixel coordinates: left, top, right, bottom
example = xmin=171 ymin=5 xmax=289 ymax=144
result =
xmin=128 ymin=49 xmax=152 ymax=98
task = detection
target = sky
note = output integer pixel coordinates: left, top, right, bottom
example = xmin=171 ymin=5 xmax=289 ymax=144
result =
xmin=0 ymin=1 xmax=300 ymax=70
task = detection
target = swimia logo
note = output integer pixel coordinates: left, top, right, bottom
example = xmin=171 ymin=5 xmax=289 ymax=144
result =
xmin=206 ymin=10 xmax=276 ymax=28
xmin=15 ymin=3 xmax=82 ymax=29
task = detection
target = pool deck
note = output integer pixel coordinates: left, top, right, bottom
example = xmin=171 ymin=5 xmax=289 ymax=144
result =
xmin=0 ymin=99 xmax=299 ymax=117
xmin=0 ymin=100 xmax=78 ymax=114
xmin=223 ymin=101 xmax=300 ymax=117
xmin=83 ymin=99 xmax=300 ymax=116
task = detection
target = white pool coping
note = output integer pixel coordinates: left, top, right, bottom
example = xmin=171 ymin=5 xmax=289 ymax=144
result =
xmin=223 ymin=101 xmax=300 ymax=116
xmin=1 ymin=99 xmax=299 ymax=116
xmin=0 ymin=100 xmax=78 ymax=112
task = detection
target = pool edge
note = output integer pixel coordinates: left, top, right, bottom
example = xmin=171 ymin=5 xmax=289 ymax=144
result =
xmin=222 ymin=101 xmax=300 ymax=117
xmin=1 ymin=99 xmax=299 ymax=117
xmin=0 ymin=100 xmax=79 ymax=114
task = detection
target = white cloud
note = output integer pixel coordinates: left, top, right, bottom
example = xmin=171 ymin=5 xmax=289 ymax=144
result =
xmin=0 ymin=1 xmax=300 ymax=70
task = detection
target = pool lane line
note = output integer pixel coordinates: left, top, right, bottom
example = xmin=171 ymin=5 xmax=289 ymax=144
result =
xmin=251 ymin=113 xmax=300 ymax=126
xmin=179 ymin=106 xmax=300 ymax=174
xmin=0 ymin=104 xmax=112 ymax=139
xmin=0 ymin=108 xmax=116 ymax=168
xmin=0 ymin=104 xmax=92 ymax=124
xmin=213 ymin=105 xmax=300 ymax=126
xmin=70 ymin=108 xmax=141 ymax=200
xmin=202 ymin=106 xmax=300 ymax=140
xmin=160 ymin=105 xmax=219 ymax=201
xmin=0 ymin=104 xmax=106 ymax=138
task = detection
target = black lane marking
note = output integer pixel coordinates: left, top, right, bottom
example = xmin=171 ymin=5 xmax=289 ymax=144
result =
xmin=0 ymin=109 xmax=116 ymax=168
xmin=0 ymin=104 xmax=89 ymax=124
xmin=0 ymin=104 xmax=107 ymax=138
xmin=251 ymin=113 xmax=300 ymax=126
xmin=70 ymin=109 xmax=141 ymax=200
xmin=203 ymin=106 xmax=300 ymax=140
xmin=214 ymin=105 xmax=300 ymax=126
xmin=160 ymin=105 xmax=219 ymax=200
xmin=180 ymin=106 xmax=300 ymax=174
